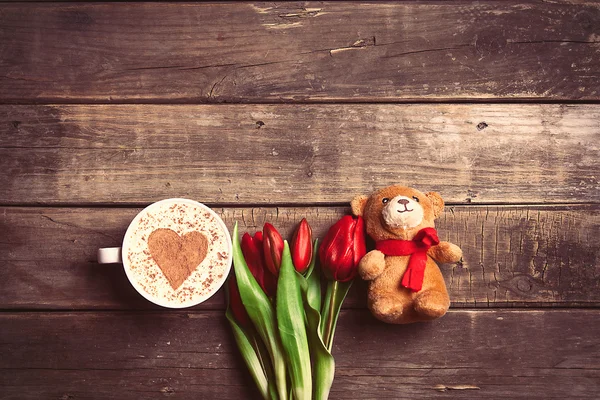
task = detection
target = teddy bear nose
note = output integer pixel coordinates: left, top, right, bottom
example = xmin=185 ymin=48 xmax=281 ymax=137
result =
xmin=397 ymin=199 xmax=409 ymax=205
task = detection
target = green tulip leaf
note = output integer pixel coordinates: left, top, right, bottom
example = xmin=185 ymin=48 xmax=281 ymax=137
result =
xmin=225 ymin=307 xmax=270 ymax=400
xmin=304 ymin=297 xmax=335 ymax=400
xmin=276 ymin=241 xmax=312 ymax=400
xmin=232 ymin=223 xmax=287 ymax=400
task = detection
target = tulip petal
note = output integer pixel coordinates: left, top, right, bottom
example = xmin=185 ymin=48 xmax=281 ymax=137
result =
xmin=276 ymin=241 xmax=312 ymax=400
xmin=262 ymin=267 xmax=278 ymax=298
xmin=227 ymin=275 xmax=250 ymax=328
xmin=319 ymin=215 xmax=359 ymax=282
xmin=232 ymin=223 xmax=288 ymax=400
xmin=241 ymin=232 xmax=266 ymax=292
xmin=319 ymin=215 xmax=366 ymax=282
xmin=352 ymin=216 xmax=367 ymax=267
xmin=292 ymin=218 xmax=313 ymax=274
xmin=263 ymin=223 xmax=284 ymax=276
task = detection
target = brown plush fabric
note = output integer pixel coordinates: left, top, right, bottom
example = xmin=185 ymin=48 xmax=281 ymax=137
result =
xmin=352 ymin=185 xmax=462 ymax=324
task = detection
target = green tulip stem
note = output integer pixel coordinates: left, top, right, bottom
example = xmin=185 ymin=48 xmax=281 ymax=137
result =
xmin=324 ymin=280 xmax=338 ymax=351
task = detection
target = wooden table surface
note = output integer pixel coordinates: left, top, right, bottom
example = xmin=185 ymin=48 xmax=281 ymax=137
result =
xmin=1 ymin=1 xmax=599 ymax=399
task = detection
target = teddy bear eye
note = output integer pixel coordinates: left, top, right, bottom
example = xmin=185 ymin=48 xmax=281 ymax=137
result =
xmin=382 ymin=198 xmax=389 ymax=204
xmin=412 ymin=196 xmax=420 ymax=202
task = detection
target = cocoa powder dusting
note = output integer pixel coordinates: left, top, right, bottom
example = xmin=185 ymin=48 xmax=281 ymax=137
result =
xmin=147 ymin=228 xmax=209 ymax=290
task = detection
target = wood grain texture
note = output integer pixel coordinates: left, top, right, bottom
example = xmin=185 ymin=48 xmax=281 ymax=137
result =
xmin=1 ymin=104 xmax=598 ymax=205
xmin=0 ymin=2 xmax=599 ymax=102
xmin=1 ymin=205 xmax=598 ymax=310
xmin=1 ymin=310 xmax=598 ymax=399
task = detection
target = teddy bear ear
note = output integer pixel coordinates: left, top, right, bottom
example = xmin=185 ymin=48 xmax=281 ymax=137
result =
xmin=350 ymin=195 xmax=369 ymax=216
xmin=425 ymin=191 xmax=445 ymax=218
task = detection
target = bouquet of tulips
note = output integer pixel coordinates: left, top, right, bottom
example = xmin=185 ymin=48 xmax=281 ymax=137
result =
xmin=226 ymin=216 xmax=366 ymax=400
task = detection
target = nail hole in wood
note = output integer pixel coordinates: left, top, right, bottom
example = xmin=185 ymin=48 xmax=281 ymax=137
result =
xmin=476 ymin=122 xmax=488 ymax=131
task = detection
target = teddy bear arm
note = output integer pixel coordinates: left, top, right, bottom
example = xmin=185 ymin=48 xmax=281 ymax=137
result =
xmin=428 ymin=241 xmax=462 ymax=263
xmin=358 ymin=250 xmax=386 ymax=281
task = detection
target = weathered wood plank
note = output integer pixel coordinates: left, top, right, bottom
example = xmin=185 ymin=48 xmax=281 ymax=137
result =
xmin=1 ymin=104 xmax=598 ymax=204
xmin=1 ymin=310 xmax=598 ymax=399
xmin=1 ymin=205 xmax=598 ymax=310
xmin=0 ymin=2 xmax=598 ymax=102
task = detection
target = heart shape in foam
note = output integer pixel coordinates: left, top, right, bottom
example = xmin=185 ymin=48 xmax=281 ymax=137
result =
xmin=147 ymin=228 xmax=209 ymax=290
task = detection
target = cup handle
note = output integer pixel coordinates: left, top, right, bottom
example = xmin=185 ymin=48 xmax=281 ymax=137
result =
xmin=98 ymin=247 xmax=123 ymax=264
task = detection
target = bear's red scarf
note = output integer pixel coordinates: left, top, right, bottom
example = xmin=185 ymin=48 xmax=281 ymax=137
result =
xmin=375 ymin=227 xmax=439 ymax=292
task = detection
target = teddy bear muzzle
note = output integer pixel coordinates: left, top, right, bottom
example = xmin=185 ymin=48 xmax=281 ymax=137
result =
xmin=381 ymin=195 xmax=424 ymax=229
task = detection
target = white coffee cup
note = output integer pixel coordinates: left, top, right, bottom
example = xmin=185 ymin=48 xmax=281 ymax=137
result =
xmin=98 ymin=198 xmax=232 ymax=308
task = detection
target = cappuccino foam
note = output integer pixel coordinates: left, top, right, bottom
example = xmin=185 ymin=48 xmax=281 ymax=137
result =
xmin=124 ymin=201 xmax=231 ymax=308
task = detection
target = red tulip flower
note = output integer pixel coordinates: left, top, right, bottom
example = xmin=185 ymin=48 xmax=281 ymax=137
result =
xmin=228 ymin=274 xmax=251 ymax=328
xmin=241 ymin=231 xmax=277 ymax=297
xmin=291 ymin=218 xmax=313 ymax=274
xmin=263 ymin=223 xmax=284 ymax=276
xmin=319 ymin=215 xmax=366 ymax=282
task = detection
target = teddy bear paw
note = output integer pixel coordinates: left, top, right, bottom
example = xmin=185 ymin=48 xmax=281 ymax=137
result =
xmin=431 ymin=241 xmax=463 ymax=264
xmin=444 ymin=242 xmax=463 ymax=263
xmin=414 ymin=290 xmax=450 ymax=320
xmin=359 ymin=250 xmax=386 ymax=281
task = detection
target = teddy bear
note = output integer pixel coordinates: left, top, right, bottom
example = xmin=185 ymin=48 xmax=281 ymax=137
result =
xmin=351 ymin=185 xmax=462 ymax=324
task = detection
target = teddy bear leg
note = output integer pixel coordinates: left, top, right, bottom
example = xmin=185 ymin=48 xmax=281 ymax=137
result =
xmin=369 ymin=291 xmax=415 ymax=324
xmin=369 ymin=291 xmax=403 ymax=322
xmin=413 ymin=289 xmax=450 ymax=320
xmin=412 ymin=259 xmax=450 ymax=320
